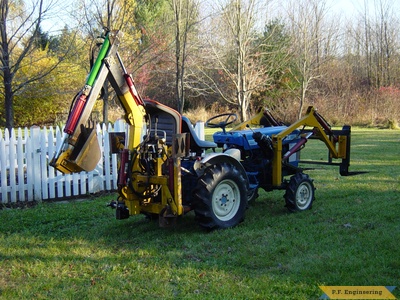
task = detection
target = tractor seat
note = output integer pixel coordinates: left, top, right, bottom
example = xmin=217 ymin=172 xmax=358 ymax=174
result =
xmin=181 ymin=116 xmax=217 ymax=155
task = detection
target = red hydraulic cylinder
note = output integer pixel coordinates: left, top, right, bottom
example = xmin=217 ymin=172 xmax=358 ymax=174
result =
xmin=64 ymin=93 xmax=87 ymax=134
xmin=124 ymin=74 xmax=144 ymax=106
xmin=283 ymin=132 xmax=313 ymax=160
xmin=118 ymin=149 xmax=129 ymax=186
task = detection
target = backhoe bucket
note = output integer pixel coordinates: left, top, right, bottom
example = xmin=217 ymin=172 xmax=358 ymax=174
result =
xmin=51 ymin=125 xmax=101 ymax=174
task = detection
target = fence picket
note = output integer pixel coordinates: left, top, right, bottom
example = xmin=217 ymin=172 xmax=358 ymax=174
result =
xmin=47 ymin=128 xmax=56 ymax=199
xmin=9 ymin=132 xmax=17 ymax=202
xmin=103 ymin=123 xmax=112 ymax=191
xmin=64 ymin=174 xmax=72 ymax=197
xmin=72 ymin=172 xmax=79 ymax=196
xmin=80 ymin=172 xmax=87 ymax=195
xmin=94 ymin=124 xmax=105 ymax=192
xmin=40 ymin=128 xmax=49 ymax=200
xmin=55 ymin=129 xmax=64 ymax=198
xmin=31 ymin=127 xmax=42 ymax=201
xmin=16 ymin=131 xmax=25 ymax=201
xmin=25 ymin=129 xmax=34 ymax=201
xmin=0 ymin=137 xmax=7 ymax=203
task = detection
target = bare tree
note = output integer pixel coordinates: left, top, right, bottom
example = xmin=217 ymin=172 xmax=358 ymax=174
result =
xmin=200 ymin=0 xmax=273 ymax=121
xmin=285 ymin=0 xmax=339 ymax=118
xmin=0 ymin=0 xmax=57 ymax=130
xmin=171 ymin=0 xmax=201 ymax=113
xmin=366 ymin=0 xmax=397 ymax=87
xmin=340 ymin=0 xmax=400 ymax=91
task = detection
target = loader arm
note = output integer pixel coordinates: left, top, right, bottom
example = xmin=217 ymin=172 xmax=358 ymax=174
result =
xmin=271 ymin=106 xmax=351 ymax=186
xmin=50 ymin=30 xmax=146 ymax=174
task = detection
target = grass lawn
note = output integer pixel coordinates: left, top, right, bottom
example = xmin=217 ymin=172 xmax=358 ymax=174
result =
xmin=0 ymin=128 xmax=399 ymax=299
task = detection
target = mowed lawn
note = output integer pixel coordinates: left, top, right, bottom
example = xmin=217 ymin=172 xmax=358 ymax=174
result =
xmin=0 ymin=128 xmax=399 ymax=299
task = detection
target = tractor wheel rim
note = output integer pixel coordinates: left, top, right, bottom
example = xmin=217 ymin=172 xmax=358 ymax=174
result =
xmin=212 ymin=179 xmax=240 ymax=221
xmin=296 ymin=181 xmax=313 ymax=209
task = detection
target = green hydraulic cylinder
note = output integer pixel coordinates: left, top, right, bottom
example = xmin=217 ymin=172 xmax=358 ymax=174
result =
xmin=86 ymin=34 xmax=111 ymax=86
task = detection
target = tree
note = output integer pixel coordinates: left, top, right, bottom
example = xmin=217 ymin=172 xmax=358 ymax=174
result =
xmin=199 ymin=0 xmax=276 ymax=121
xmin=285 ymin=0 xmax=340 ymax=118
xmin=77 ymin=0 xmax=142 ymax=124
xmin=132 ymin=0 xmax=173 ymax=102
xmin=0 ymin=0 xmax=58 ymax=130
xmin=357 ymin=0 xmax=398 ymax=88
xmin=251 ymin=20 xmax=294 ymax=110
xmin=13 ymin=52 xmax=86 ymax=126
xmin=170 ymin=0 xmax=201 ymax=113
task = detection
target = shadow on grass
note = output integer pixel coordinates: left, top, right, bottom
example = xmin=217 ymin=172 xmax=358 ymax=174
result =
xmin=343 ymin=171 xmax=370 ymax=176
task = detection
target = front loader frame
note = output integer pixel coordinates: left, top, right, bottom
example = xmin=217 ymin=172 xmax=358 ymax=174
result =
xmin=270 ymin=106 xmax=351 ymax=187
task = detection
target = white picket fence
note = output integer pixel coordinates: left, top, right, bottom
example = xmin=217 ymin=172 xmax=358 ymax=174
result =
xmin=0 ymin=120 xmax=205 ymax=204
xmin=0 ymin=120 xmax=126 ymax=204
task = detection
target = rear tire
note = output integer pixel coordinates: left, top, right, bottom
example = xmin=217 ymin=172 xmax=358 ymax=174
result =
xmin=193 ymin=163 xmax=247 ymax=229
xmin=284 ymin=173 xmax=315 ymax=212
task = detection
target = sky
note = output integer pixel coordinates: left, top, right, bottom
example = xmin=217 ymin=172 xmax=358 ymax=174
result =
xmin=40 ymin=0 xmax=399 ymax=35
xmin=330 ymin=0 xmax=400 ymax=19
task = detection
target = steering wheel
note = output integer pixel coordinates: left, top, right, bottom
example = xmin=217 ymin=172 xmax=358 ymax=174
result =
xmin=206 ymin=113 xmax=237 ymax=132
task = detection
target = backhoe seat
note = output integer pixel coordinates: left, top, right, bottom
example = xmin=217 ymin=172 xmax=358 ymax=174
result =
xmin=144 ymin=100 xmax=181 ymax=146
xmin=181 ymin=116 xmax=217 ymax=156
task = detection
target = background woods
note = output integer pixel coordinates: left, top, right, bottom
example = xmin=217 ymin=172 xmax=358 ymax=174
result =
xmin=1 ymin=0 xmax=400 ymax=129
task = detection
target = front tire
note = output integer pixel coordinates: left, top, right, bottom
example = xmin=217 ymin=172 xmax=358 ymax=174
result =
xmin=193 ymin=163 xmax=247 ymax=229
xmin=247 ymin=188 xmax=259 ymax=205
xmin=284 ymin=173 xmax=315 ymax=212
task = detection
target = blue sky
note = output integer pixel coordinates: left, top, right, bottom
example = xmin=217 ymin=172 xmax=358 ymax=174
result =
xmin=41 ymin=0 xmax=398 ymax=35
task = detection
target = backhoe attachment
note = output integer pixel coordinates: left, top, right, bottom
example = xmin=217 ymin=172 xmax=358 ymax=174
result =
xmin=50 ymin=30 xmax=146 ymax=174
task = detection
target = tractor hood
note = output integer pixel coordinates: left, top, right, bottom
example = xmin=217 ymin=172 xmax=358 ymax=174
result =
xmin=213 ymin=126 xmax=299 ymax=150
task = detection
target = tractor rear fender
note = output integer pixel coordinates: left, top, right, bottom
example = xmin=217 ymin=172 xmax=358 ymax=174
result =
xmin=193 ymin=151 xmax=249 ymax=189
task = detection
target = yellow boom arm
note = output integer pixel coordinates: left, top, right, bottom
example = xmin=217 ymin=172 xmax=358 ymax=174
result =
xmin=271 ymin=106 xmax=350 ymax=186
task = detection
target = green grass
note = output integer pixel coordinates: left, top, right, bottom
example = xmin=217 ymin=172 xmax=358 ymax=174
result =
xmin=1 ymin=128 xmax=399 ymax=299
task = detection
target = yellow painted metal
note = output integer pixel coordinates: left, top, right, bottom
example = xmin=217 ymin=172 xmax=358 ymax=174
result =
xmin=118 ymin=90 xmax=147 ymax=151
xmin=125 ymin=198 xmax=141 ymax=215
xmin=119 ymin=143 xmax=184 ymax=217
xmin=50 ymin=126 xmax=101 ymax=174
xmin=271 ymin=135 xmax=283 ymax=186
xmin=271 ymin=106 xmax=348 ymax=186
xmin=232 ymin=108 xmax=267 ymax=130
xmin=155 ymin=153 xmax=164 ymax=176
xmin=50 ymin=148 xmax=83 ymax=174
xmin=173 ymin=157 xmax=184 ymax=216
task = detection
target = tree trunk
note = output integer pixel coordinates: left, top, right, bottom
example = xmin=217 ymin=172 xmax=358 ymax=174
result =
xmin=175 ymin=43 xmax=183 ymax=113
xmin=2 ymin=49 xmax=14 ymax=130
xmin=298 ymin=83 xmax=306 ymax=120
xmin=1 ymin=0 xmax=13 ymax=130
xmin=4 ymin=80 xmax=14 ymax=130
